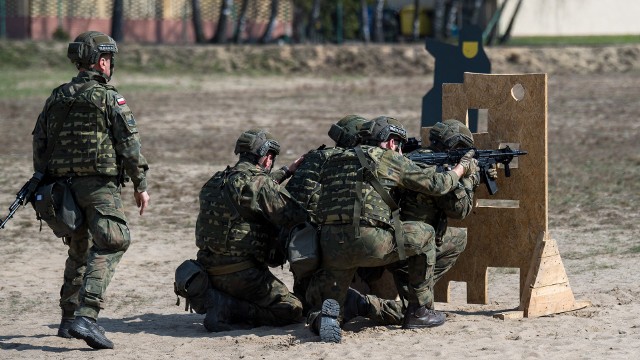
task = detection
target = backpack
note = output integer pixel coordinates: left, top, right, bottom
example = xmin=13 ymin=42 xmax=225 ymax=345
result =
xmin=287 ymin=222 xmax=320 ymax=279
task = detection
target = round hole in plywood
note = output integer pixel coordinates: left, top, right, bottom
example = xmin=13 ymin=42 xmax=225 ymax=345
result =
xmin=511 ymin=83 xmax=525 ymax=101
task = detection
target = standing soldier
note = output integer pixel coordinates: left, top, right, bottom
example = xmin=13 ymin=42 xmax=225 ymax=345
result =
xmin=32 ymin=31 xmax=150 ymax=349
xmin=306 ymin=116 xmax=478 ymax=343
xmin=196 ymin=129 xmax=308 ymax=332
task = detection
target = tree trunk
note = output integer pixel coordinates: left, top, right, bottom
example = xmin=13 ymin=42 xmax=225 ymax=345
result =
xmin=260 ymin=0 xmax=279 ymax=43
xmin=499 ymin=0 xmax=523 ymax=44
xmin=306 ymin=0 xmax=322 ymax=42
xmin=412 ymin=0 xmax=420 ymax=41
xmin=111 ymin=0 xmax=124 ymax=42
xmin=191 ymin=0 xmax=205 ymax=43
xmin=212 ymin=0 xmax=233 ymax=43
xmin=432 ymin=0 xmax=446 ymax=39
xmin=360 ymin=0 xmax=370 ymax=43
xmin=373 ymin=0 xmax=384 ymax=43
xmin=233 ymin=0 xmax=250 ymax=43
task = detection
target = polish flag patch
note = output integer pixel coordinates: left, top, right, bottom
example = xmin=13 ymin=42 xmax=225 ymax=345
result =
xmin=116 ymin=96 xmax=127 ymax=105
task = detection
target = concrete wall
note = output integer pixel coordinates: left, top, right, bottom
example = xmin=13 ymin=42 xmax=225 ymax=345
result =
xmin=499 ymin=0 xmax=640 ymax=36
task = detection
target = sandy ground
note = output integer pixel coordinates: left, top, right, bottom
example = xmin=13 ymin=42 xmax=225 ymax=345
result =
xmin=1 ymin=50 xmax=639 ymax=359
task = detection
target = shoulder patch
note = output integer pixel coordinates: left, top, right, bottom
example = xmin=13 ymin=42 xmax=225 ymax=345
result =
xmin=116 ymin=96 xmax=127 ymax=106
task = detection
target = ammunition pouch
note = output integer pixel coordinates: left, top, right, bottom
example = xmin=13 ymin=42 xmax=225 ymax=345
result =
xmin=33 ymin=179 xmax=84 ymax=238
xmin=174 ymin=259 xmax=210 ymax=314
xmin=287 ymin=222 xmax=320 ymax=279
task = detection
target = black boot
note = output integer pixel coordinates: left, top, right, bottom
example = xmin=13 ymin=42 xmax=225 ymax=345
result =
xmin=59 ymin=317 xmax=105 ymax=338
xmin=68 ymin=316 xmax=114 ymax=349
xmin=319 ymin=299 xmax=341 ymax=343
xmin=57 ymin=318 xmax=75 ymax=338
xmin=402 ymin=304 xmax=446 ymax=329
xmin=343 ymin=288 xmax=371 ymax=323
xmin=203 ymin=289 xmax=234 ymax=332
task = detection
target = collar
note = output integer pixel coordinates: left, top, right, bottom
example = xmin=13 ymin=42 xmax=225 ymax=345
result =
xmin=75 ymin=70 xmax=108 ymax=84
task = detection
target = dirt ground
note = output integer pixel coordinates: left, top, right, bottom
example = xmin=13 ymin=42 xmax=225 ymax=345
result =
xmin=0 ymin=45 xmax=639 ymax=359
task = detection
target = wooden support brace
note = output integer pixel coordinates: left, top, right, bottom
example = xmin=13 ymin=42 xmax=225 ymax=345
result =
xmin=520 ymin=232 xmax=590 ymax=317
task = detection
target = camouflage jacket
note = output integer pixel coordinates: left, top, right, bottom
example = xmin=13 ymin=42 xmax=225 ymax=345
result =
xmin=32 ymin=70 xmax=149 ymax=192
xmin=196 ymin=160 xmax=308 ymax=262
xmin=400 ymin=149 xmax=475 ymax=224
xmin=317 ymin=145 xmax=460 ymax=227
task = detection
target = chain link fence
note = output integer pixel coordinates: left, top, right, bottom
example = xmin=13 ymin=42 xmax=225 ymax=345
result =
xmin=4 ymin=0 xmax=292 ymax=43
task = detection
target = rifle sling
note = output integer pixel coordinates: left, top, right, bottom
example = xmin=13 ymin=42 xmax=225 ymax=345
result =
xmin=354 ymin=146 xmax=406 ymax=261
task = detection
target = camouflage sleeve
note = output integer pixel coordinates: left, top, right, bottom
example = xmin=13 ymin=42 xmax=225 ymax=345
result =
xmin=32 ymin=100 xmax=50 ymax=173
xmin=269 ymin=167 xmax=288 ymax=184
xmin=383 ymin=151 xmax=460 ymax=196
xmin=106 ymin=90 xmax=149 ymax=192
xmin=241 ymin=174 xmax=307 ymax=228
xmin=433 ymin=177 xmax=475 ymax=220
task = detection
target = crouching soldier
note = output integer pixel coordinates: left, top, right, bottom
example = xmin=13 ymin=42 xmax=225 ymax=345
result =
xmin=187 ymin=129 xmax=308 ymax=332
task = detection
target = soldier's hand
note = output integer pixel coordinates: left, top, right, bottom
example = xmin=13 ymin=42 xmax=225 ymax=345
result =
xmin=458 ymin=150 xmax=479 ymax=177
xmin=487 ymin=164 xmax=498 ymax=180
xmin=134 ymin=191 xmax=150 ymax=215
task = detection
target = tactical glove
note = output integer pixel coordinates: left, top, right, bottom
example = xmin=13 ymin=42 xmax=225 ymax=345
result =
xmin=458 ymin=150 xmax=479 ymax=177
xmin=487 ymin=164 xmax=498 ymax=180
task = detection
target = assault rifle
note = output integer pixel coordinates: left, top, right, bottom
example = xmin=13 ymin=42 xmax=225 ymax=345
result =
xmin=1 ymin=172 xmax=44 ymax=229
xmin=406 ymin=146 xmax=528 ymax=195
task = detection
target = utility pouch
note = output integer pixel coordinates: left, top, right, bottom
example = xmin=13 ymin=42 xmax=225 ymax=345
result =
xmin=287 ymin=222 xmax=320 ymax=279
xmin=33 ymin=180 xmax=84 ymax=238
xmin=174 ymin=259 xmax=210 ymax=314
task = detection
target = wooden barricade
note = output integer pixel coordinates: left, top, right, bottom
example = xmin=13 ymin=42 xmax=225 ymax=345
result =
xmin=419 ymin=72 xmax=588 ymax=317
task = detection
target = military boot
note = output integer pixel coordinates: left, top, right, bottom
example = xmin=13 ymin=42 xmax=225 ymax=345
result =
xmin=342 ymin=288 xmax=371 ymax=323
xmin=203 ymin=288 xmax=234 ymax=332
xmin=68 ymin=316 xmax=114 ymax=349
xmin=59 ymin=316 xmax=106 ymax=338
xmin=57 ymin=318 xmax=75 ymax=338
xmin=401 ymin=304 xmax=446 ymax=329
xmin=319 ymin=299 xmax=341 ymax=343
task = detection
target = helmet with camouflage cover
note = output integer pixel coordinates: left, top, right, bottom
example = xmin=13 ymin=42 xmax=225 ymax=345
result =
xmin=429 ymin=119 xmax=474 ymax=151
xmin=67 ymin=31 xmax=118 ymax=79
xmin=328 ymin=114 xmax=367 ymax=148
xmin=359 ymin=116 xmax=408 ymax=145
xmin=234 ymin=129 xmax=281 ymax=158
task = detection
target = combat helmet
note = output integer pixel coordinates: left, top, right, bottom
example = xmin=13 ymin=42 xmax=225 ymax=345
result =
xmin=67 ymin=31 xmax=118 ymax=79
xmin=429 ymin=119 xmax=474 ymax=151
xmin=328 ymin=115 xmax=367 ymax=148
xmin=234 ymin=129 xmax=281 ymax=158
xmin=359 ymin=116 xmax=408 ymax=145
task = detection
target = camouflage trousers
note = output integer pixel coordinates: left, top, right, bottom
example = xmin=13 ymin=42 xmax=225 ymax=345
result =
xmin=305 ymin=221 xmax=436 ymax=323
xmin=390 ymin=225 xmax=468 ymax=293
xmin=197 ymin=250 xmax=303 ymax=327
xmin=59 ymin=176 xmax=130 ymax=320
xmin=434 ymin=226 xmax=467 ymax=283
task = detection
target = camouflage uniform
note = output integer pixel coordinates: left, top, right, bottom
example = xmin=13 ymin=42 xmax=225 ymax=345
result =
xmin=401 ymin=148 xmax=476 ymax=284
xmin=32 ymin=69 xmax=149 ymax=322
xmin=284 ymin=146 xmax=343 ymax=311
xmin=306 ymin=145 xmax=460 ymax=322
xmin=196 ymin=159 xmax=308 ymax=327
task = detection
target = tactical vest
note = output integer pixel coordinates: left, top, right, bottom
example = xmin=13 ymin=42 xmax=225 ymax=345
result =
xmin=285 ymin=147 xmax=344 ymax=224
xmin=196 ymin=166 xmax=273 ymax=262
xmin=317 ymin=146 xmax=394 ymax=228
xmin=46 ymin=82 xmax=118 ymax=177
